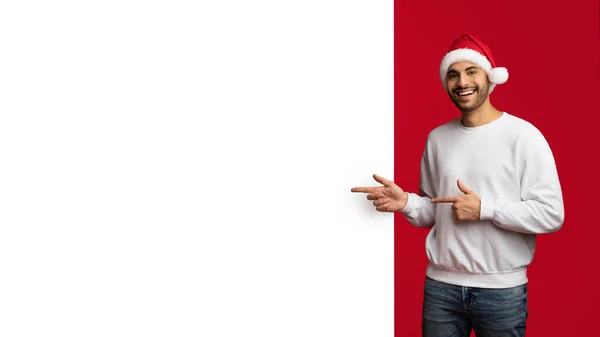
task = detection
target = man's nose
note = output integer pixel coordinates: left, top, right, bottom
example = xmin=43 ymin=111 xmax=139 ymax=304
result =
xmin=458 ymin=73 xmax=469 ymax=87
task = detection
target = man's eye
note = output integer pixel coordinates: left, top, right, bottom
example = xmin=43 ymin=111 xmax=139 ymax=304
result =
xmin=448 ymin=74 xmax=457 ymax=79
xmin=468 ymin=70 xmax=477 ymax=75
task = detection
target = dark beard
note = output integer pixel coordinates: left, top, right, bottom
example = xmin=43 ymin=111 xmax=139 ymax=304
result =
xmin=449 ymin=82 xmax=489 ymax=113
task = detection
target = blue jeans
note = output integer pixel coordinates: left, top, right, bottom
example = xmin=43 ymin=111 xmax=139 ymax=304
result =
xmin=422 ymin=277 xmax=528 ymax=337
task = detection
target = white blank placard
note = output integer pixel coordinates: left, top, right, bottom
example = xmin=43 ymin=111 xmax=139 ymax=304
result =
xmin=0 ymin=1 xmax=393 ymax=336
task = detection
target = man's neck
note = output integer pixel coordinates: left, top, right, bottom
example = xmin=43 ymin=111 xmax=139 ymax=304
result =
xmin=461 ymin=103 xmax=502 ymax=127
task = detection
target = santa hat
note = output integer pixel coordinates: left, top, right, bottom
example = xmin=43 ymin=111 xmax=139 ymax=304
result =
xmin=440 ymin=33 xmax=508 ymax=93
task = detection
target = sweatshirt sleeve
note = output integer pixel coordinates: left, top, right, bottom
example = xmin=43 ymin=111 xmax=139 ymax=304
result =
xmin=401 ymin=142 xmax=437 ymax=228
xmin=480 ymin=129 xmax=565 ymax=234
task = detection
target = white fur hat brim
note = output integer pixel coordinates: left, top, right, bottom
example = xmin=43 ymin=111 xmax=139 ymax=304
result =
xmin=440 ymin=48 xmax=509 ymax=93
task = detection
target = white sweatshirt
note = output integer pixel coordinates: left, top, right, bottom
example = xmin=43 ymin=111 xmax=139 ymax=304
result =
xmin=401 ymin=112 xmax=564 ymax=288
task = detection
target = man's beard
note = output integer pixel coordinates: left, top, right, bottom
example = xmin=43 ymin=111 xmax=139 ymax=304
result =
xmin=448 ymin=82 xmax=489 ymax=113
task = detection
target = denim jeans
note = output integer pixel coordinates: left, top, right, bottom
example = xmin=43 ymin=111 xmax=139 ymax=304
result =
xmin=422 ymin=276 xmax=528 ymax=337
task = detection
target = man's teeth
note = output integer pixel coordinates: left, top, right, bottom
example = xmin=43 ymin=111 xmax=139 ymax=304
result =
xmin=459 ymin=90 xmax=475 ymax=96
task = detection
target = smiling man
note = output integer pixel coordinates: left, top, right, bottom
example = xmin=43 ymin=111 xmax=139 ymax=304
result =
xmin=352 ymin=33 xmax=564 ymax=337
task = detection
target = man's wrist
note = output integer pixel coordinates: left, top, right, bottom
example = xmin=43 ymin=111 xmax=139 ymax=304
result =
xmin=399 ymin=192 xmax=410 ymax=212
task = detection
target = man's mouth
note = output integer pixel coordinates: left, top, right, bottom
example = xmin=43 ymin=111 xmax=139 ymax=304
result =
xmin=454 ymin=89 xmax=477 ymax=100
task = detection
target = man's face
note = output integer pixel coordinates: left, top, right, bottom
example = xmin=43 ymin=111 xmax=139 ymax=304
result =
xmin=445 ymin=61 xmax=489 ymax=113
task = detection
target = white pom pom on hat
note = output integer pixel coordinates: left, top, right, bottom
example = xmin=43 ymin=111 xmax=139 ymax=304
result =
xmin=440 ymin=33 xmax=509 ymax=93
xmin=488 ymin=67 xmax=509 ymax=84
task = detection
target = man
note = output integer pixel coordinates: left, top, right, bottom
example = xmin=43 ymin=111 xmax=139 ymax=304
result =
xmin=351 ymin=33 xmax=564 ymax=337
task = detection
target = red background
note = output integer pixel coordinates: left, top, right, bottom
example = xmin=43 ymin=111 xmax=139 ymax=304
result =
xmin=394 ymin=1 xmax=600 ymax=336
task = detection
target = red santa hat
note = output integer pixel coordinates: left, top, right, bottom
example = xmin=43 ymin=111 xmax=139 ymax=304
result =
xmin=440 ymin=33 xmax=509 ymax=93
